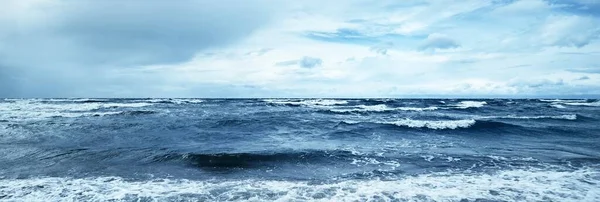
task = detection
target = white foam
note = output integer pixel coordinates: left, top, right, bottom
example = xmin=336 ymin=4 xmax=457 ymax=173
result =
xmin=562 ymin=101 xmax=600 ymax=107
xmin=454 ymin=101 xmax=487 ymax=109
xmin=541 ymin=99 xmax=600 ymax=107
xmin=480 ymin=114 xmax=577 ymax=121
xmin=178 ymin=99 xmax=204 ymax=104
xmin=330 ymin=105 xmax=438 ymax=113
xmin=386 ymin=119 xmax=477 ymax=130
xmin=329 ymin=104 xmax=391 ymax=112
xmin=0 ymin=100 xmax=153 ymax=121
xmin=147 ymin=99 xmax=204 ymax=104
xmin=540 ymin=99 xmax=565 ymax=102
xmin=264 ymin=99 xmax=348 ymax=106
xmin=1 ymin=168 xmax=597 ymax=201
xmin=540 ymin=99 xmax=587 ymax=103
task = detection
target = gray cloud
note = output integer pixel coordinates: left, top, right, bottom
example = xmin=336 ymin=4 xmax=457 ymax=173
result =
xmin=419 ymin=33 xmax=460 ymax=50
xmin=2 ymin=0 xmax=274 ymax=66
xmin=0 ymin=0 xmax=277 ymax=97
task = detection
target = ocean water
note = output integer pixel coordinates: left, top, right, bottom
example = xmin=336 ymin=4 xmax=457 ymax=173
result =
xmin=0 ymin=98 xmax=599 ymax=201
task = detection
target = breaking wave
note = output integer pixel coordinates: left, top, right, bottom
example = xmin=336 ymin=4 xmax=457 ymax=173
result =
xmin=453 ymin=101 xmax=487 ymax=109
xmin=342 ymin=119 xmax=479 ymax=130
xmin=264 ymin=99 xmax=349 ymax=106
xmin=385 ymin=119 xmax=477 ymax=130
xmin=327 ymin=104 xmax=438 ymax=113
xmin=1 ymin=168 xmax=597 ymax=201
xmin=481 ymin=114 xmax=579 ymax=121
xmin=563 ymin=101 xmax=600 ymax=107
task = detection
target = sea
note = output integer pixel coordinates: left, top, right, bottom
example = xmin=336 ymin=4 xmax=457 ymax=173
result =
xmin=0 ymin=98 xmax=599 ymax=201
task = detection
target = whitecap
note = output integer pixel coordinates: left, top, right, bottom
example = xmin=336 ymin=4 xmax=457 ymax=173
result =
xmin=1 ymin=168 xmax=597 ymax=201
xmin=562 ymin=101 xmax=600 ymax=107
xmin=386 ymin=119 xmax=477 ymax=130
xmin=454 ymin=101 xmax=487 ymax=109
xmin=0 ymin=100 xmax=153 ymax=121
xmin=480 ymin=114 xmax=577 ymax=121
xmin=329 ymin=105 xmax=438 ymax=113
xmin=264 ymin=99 xmax=348 ymax=106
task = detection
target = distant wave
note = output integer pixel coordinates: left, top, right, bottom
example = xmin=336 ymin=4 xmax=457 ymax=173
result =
xmin=341 ymin=118 xmax=522 ymax=130
xmin=2 ymin=168 xmax=596 ymax=201
xmin=562 ymin=101 xmax=600 ymax=107
xmin=343 ymin=119 xmax=478 ymax=130
xmin=72 ymin=99 xmax=111 ymax=103
xmin=116 ymin=110 xmax=158 ymax=116
xmin=480 ymin=114 xmax=578 ymax=121
xmin=327 ymin=104 xmax=438 ymax=113
xmin=264 ymin=99 xmax=348 ymax=106
xmin=539 ymin=99 xmax=587 ymax=103
xmin=266 ymin=99 xmax=490 ymax=112
xmin=453 ymin=101 xmax=487 ymax=109
xmin=540 ymin=99 xmax=600 ymax=107
xmin=384 ymin=119 xmax=477 ymax=129
xmin=0 ymin=101 xmax=154 ymax=121
xmin=147 ymin=99 xmax=204 ymax=104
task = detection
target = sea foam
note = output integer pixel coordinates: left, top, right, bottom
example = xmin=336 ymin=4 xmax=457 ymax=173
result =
xmin=1 ymin=168 xmax=597 ymax=201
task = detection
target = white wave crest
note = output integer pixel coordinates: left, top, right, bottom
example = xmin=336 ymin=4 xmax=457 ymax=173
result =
xmin=454 ymin=101 xmax=487 ymax=109
xmin=481 ymin=114 xmax=577 ymax=121
xmin=541 ymin=99 xmax=599 ymax=107
xmin=329 ymin=105 xmax=391 ymax=113
xmin=264 ymin=99 xmax=348 ymax=106
xmin=1 ymin=168 xmax=597 ymax=201
xmin=147 ymin=99 xmax=204 ymax=104
xmin=330 ymin=105 xmax=438 ymax=113
xmin=540 ymin=99 xmax=587 ymax=103
xmin=562 ymin=101 xmax=600 ymax=107
xmin=386 ymin=119 xmax=477 ymax=130
xmin=0 ymin=100 xmax=153 ymax=121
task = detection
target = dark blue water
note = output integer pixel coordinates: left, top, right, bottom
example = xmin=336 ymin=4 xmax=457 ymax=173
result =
xmin=1 ymin=98 xmax=599 ymax=201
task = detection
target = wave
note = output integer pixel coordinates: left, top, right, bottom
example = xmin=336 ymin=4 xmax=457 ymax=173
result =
xmin=154 ymin=150 xmax=360 ymax=168
xmin=0 ymin=101 xmax=153 ymax=121
xmin=453 ymin=101 xmax=487 ymax=109
xmin=72 ymin=98 xmax=112 ymax=103
xmin=342 ymin=119 xmax=477 ymax=130
xmin=385 ymin=119 xmax=477 ymax=130
xmin=116 ymin=110 xmax=158 ymax=116
xmin=539 ymin=99 xmax=587 ymax=103
xmin=562 ymin=101 xmax=600 ymax=107
xmin=147 ymin=99 xmax=204 ymax=104
xmin=328 ymin=105 xmax=438 ymax=113
xmin=342 ymin=118 xmax=519 ymax=130
xmin=481 ymin=114 xmax=578 ymax=121
xmin=264 ymin=99 xmax=348 ymax=106
xmin=2 ymin=168 xmax=597 ymax=201
xmin=540 ymin=99 xmax=600 ymax=107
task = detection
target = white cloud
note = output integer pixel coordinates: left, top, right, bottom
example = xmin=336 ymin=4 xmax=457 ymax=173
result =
xmin=1 ymin=0 xmax=600 ymax=97
xmin=540 ymin=15 xmax=600 ymax=48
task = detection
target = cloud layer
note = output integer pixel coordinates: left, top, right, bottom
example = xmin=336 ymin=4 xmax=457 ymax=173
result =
xmin=1 ymin=0 xmax=599 ymax=97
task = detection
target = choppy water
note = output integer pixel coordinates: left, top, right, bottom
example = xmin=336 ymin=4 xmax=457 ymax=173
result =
xmin=1 ymin=98 xmax=599 ymax=201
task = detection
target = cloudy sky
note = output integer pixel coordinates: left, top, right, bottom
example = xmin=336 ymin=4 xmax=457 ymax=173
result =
xmin=1 ymin=0 xmax=600 ymax=98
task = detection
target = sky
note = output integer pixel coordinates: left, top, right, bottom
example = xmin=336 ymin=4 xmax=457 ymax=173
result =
xmin=1 ymin=0 xmax=600 ymax=98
